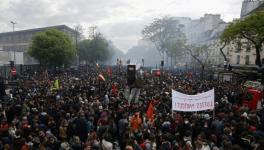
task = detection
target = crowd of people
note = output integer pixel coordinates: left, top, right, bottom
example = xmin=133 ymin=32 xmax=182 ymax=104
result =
xmin=0 ymin=65 xmax=263 ymax=150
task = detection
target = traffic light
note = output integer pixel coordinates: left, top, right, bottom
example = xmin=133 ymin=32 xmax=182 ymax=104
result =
xmin=161 ymin=60 xmax=164 ymax=67
xmin=228 ymin=64 xmax=232 ymax=71
xmin=127 ymin=65 xmax=136 ymax=86
xmin=10 ymin=61 xmax=14 ymax=68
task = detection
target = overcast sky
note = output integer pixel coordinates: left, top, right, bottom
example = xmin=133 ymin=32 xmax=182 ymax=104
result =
xmin=0 ymin=0 xmax=243 ymax=52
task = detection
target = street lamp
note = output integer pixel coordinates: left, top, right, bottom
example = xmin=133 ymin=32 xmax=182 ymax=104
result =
xmin=10 ymin=21 xmax=16 ymax=32
xmin=10 ymin=21 xmax=16 ymax=65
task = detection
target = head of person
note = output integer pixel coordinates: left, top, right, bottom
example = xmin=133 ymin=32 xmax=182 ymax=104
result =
xmin=125 ymin=145 xmax=134 ymax=150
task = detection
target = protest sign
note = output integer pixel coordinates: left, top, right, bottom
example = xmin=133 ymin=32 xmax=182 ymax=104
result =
xmin=172 ymin=89 xmax=214 ymax=112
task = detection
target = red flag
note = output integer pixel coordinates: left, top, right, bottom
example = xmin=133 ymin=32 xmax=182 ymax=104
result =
xmin=107 ymin=67 xmax=112 ymax=76
xmin=146 ymin=101 xmax=154 ymax=122
xmin=155 ymin=70 xmax=161 ymax=76
xmin=11 ymin=68 xmax=17 ymax=76
xmin=111 ymin=83 xmax=118 ymax=95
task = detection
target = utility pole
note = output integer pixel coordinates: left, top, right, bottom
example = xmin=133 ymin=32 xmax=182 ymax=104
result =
xmin=10 ymin=21 xmax=16 ymax=32
xmin=10 ymin=21 xmax=16 ymax=65
xmin=74 ymin=25 xmax=82 ymax=66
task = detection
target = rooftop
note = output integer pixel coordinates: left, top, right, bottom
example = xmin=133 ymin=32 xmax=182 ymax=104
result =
xmin=0 ymin=25 xmax=76 ymax=37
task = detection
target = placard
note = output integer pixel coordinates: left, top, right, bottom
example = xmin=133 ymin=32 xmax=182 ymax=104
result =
xmin=172 ymin=89 xmax=214 ymax=112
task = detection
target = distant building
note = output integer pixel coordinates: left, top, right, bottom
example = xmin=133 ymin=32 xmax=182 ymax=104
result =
xmin=181 ymin=14 xmax=225 ymax=45
xmin=241 ymin=0 xmax=264 ymax=18
xmin=0 ymin=25 xmax=78 ymax=65
xmin=181 ymin=2 xmax=264 ymax=68
xmin=174 ymin=14 xmax=228 ymax=66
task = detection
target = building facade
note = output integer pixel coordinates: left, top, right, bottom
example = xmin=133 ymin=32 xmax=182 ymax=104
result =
xmin=226 ymin=0 xmax=264 ymax=67
xmin=241 ymin=0 xmax=264 ymax=18
xmin=0 ymin=25 xmax=78 ymax=65
xmin=174 ymin=14 xmax=229 ymax=66
xmin=227 ymin=40 xmax=264 ymax=67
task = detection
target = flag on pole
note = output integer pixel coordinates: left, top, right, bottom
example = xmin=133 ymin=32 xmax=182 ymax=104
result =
xmin=98 ymin=74 xmax=106 ymax=81
xmin=44 ymin=69 xmax=49 ymax=78
xmin=146 ymin=101 xmax=154 ymax=122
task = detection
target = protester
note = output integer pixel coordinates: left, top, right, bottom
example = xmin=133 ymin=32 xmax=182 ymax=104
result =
xmin=0 ymin=65 xmax=263 ymax=150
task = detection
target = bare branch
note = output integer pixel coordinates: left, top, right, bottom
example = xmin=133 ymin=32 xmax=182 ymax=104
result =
xmin=186 ymin=46 xmax=204 ymax=66
xmin=219 ymin=41 xmax=227 ymax=61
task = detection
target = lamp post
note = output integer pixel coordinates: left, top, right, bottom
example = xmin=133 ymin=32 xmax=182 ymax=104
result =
xmin=10 ymin=21 xmax=16 ymax=32
xmin=10 ymin=21 xmax=16 ymax=65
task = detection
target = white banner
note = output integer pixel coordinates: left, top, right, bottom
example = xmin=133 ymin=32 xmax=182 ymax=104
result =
xmin=172 ymin=89 xmax=214 ymax=112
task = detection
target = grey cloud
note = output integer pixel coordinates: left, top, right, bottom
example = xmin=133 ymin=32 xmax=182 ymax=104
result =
xmin=0 ymin=0 xmax=244 ymax=52
xmin=4 ymin=0 xmax=131 ymax=29
xmin=110 ymin=36 xmax=139 ymax=52
xmin=101 ymin=20 xmax=145 ymax=37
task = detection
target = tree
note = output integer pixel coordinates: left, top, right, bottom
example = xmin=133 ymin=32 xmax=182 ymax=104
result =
xmin=167 ymin=38 xmax=186 ymax=67
xmin=78 ymin=39 xmax=92 ymax=63
xmin=28 ymin=29 xmax=76 ymax=67
xmin=219 ymin=41 xmax=228 ymax=62
xmin=142 ymin=16 xmax=186 ymax=65
xmin=221 ymin=12 xmax=264 ymax=67
xmin=74 ymin=25 xmax=84 ymax=65
xmin=77 ymin=33 xmax=113 ymax=64
xmin=186 ymin=45 xmax=210 ymax=79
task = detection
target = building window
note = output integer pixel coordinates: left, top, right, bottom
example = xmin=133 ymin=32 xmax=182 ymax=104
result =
xmin=246 ymin=43 xmax=251 ymax=52
xmin=245 ymin=55 xmax=250 ymax=65
xmin=236 ymin=55 xmax=240 ymax=64
xmin=236 ymin=41 xmax=242 ymax=52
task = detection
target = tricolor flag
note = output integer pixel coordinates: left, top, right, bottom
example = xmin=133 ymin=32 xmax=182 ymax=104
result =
xmin=98 ymin=74 xmax=106 ymax=81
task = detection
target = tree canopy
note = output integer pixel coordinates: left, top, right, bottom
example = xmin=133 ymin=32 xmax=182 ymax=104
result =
xmin=167 ymin=38 xmax=186 ymax=58
xmin=142 ymin=16 xmax=186 ymax=59
xmin=77 ymin=33 xmax=113 ymax=63
xmin=28 ymin=29 xmax=76 ymax=67
xmin=221 ymin=12 xmax=264 ymax=67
